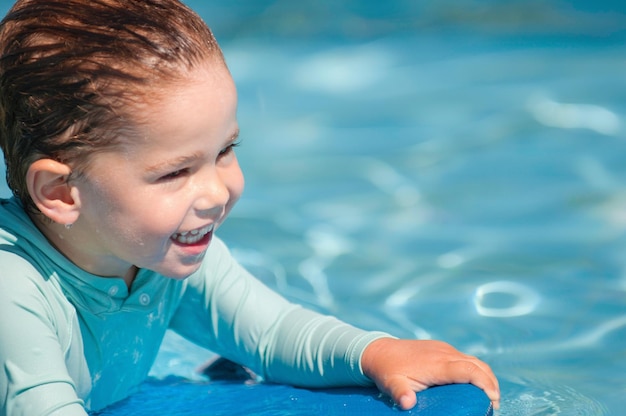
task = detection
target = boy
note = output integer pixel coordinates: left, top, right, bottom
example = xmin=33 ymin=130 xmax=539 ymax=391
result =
xmin=0 ymin=0 xmax=499 ymax=414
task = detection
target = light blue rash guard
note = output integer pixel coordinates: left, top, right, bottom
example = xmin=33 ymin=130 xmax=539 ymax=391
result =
xmin=0 ymin=198 xmax=389 ymax=415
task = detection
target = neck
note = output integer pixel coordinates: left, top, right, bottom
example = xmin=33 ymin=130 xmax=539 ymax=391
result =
xmin=123 ymin=265 xmax=139 ymax=288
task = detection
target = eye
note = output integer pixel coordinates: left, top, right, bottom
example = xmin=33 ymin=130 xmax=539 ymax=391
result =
xmin=218 ymin=141 xmax=241 ymax=158
xmin=159 ymin=168 xmax=189 ymax=181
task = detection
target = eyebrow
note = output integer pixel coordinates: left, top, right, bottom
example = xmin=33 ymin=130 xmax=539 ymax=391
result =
xmin=144 ymin=152 xmax=204 ymax=174
xmin=144 ymin=128 xmax=240 ymax=174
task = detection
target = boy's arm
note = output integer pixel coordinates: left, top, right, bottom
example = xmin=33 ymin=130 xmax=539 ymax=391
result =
xmin=0 ymin=256 xmax=88 ymax=416
xmin=361 ymin=337 xmax=501 ymax=410
xmin=260 ymin=305 xmax=389 ymax=387
xmin=170 ymin=237 xmax=388 ymax=387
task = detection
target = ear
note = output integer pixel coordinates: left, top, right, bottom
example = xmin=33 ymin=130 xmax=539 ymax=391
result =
xmin=26 ymin=159 xmax=81 ymax=225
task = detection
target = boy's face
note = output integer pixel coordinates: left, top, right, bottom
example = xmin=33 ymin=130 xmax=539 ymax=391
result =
xmin=68 ymin=60 xmax=243 ymax=280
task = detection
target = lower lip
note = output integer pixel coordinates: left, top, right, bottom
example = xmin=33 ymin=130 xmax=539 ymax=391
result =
xmin=171 ymin=231 xmax=213 ymax=256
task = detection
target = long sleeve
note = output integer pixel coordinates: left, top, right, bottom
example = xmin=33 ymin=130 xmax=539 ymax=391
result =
xmin=0 ymin=253 xmax=88 ymax=416
xmin=168 ymin=237 xmax=389 ymax=387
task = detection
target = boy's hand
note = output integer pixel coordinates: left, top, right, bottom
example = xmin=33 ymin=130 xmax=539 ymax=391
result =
xmin=361 ymin=338 xmax=500 ymax=411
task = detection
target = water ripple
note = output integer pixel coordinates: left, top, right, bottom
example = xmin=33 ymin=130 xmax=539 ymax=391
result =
xmin=500 ymin=378 xmax=609 ymax=416
xmin=473 ymin=281 xmax=541 ymax=318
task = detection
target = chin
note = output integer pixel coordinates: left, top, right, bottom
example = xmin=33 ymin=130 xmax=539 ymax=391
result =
xmin=148 ymin=251 xmax=206 ymax=279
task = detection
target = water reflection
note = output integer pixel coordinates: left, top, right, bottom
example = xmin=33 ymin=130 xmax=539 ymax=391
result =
xmin=474 ymin=281 xmax=540 ymax=318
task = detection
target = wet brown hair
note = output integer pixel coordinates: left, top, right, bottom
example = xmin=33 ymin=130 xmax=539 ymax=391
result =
xmin=0 ymin=0 xmax=224 ymax=212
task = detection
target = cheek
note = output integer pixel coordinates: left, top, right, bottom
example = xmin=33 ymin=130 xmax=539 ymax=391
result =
xmin=79 ymin=177 xmax=157 ymax=233
xmin=221 ymin=164 xmax=245 ymax=219
xmin=228 ymin=163 xmax=245 ymax=203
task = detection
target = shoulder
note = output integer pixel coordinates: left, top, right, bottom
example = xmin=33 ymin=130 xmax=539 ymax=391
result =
xmin=0 ymin=249 xmax=74 ymax=325
xmin=0 ymin=249 xmax=47 ymax=288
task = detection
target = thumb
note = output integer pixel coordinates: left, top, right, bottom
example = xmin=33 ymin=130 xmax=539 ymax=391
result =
xmin=382 ymin=376 xmax=419 ymax=410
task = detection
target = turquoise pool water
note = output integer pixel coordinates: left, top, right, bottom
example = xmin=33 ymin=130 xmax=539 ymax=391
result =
xmin=2 ymin=1 xmax=625 ymax=414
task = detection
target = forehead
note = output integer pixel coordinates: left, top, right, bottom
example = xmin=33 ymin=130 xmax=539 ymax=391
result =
xmin=109 ymin=60 xmax=238 ymax=156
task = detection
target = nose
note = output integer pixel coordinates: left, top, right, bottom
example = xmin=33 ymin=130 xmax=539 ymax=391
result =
xmin=193 ymin=168 xmax=230 ymax=217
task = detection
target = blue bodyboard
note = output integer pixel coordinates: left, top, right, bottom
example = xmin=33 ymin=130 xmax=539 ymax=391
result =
xmin=92 ymin=379 xmax=493 ymax=415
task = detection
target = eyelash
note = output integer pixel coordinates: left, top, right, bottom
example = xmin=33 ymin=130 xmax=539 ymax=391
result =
xmin=160 ymin=168 xmax=189 ymax=181
xmin=219 ymin=140 xmax=241 ymax=157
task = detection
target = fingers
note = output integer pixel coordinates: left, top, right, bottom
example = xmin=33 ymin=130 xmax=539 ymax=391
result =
xmin=446 ymin=359 xmax=500 ymax=409
xmin=418 ymin=342 xmax=500 ymax=407
xmin=383 ymin=365 xmax=500 ymax=412
xmin=384 ymin=376 xmax=418 ymax=410
xmin=383 ymin=357 xmax=500 ymax=411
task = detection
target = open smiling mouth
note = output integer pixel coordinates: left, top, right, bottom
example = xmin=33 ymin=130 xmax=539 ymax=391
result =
xmin=171 ymin=224 xmax=214 ymax=245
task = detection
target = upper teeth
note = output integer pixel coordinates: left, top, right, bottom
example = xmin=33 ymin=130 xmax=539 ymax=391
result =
xmin=172 ymin=224 xmax=213 ymax=244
